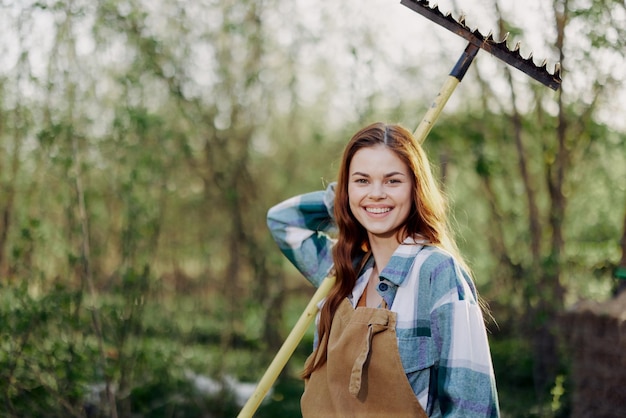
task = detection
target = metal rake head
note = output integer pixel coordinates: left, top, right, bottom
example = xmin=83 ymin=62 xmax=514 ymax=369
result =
xmin=401 ymin=0 xmax=562 ymax=90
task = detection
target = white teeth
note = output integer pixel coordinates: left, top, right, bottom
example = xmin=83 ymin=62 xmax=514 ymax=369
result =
xmin=366 ymin=207 xmax=391 ymax=214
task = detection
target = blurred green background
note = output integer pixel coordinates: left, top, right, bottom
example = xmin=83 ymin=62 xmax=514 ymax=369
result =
xmin=1 ymin=0 xmax=625 ymax=416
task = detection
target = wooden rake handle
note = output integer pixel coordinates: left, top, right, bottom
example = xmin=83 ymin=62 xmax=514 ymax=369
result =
xmin=413 ymin=42 xmax=479 ymax=141
xmin=237 ymin=276 xmax=335 ymax=417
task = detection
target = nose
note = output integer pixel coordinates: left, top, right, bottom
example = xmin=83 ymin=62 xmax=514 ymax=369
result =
xmin=368 ymin=183 xmax=386 ymax=200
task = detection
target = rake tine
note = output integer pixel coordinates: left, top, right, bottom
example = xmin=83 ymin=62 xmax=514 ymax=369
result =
xmin=400 ymin=0 xmax=562 ymax=90
xmin=406 ymin=0 xmax=561 ymax=140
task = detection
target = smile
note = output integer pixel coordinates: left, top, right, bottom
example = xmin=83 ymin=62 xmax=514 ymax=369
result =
xmin=366 ymin=207 xmax=391 ymax=214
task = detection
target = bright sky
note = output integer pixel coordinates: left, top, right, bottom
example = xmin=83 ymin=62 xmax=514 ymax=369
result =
xmin=292 ymin=0 xmax=565 ymax=128
xmin=1 ymin=0 xmax=624 ymax=130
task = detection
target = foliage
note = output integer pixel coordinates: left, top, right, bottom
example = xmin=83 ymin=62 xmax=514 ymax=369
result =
xmin=0 ymin=278 xmax=271 ymax=417
xmin=0 ymin=278 xmax=572 ymax=417
xmin=0 ymin=281 xmax=94 ymax=417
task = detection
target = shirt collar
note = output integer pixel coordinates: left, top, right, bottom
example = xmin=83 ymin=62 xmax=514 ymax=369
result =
xmin=378 ymin=236 xmax=426 ymax=286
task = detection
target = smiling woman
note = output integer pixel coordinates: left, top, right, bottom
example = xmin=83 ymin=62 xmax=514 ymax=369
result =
xmin=267 ymin=122 xmax=500 ymax=417
xmin=348 ymin=144 xmax=413 ymax=245
xmin=348 ymin=144 xmax=414 ymax=310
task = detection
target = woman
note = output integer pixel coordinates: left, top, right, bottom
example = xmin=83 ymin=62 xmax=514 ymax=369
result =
xmin=267 ymin=123 xmax=500 ymax=417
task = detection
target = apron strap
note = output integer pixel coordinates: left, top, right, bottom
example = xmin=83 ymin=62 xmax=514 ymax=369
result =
xmin=348 ymin=315 xmax=389 ymax=397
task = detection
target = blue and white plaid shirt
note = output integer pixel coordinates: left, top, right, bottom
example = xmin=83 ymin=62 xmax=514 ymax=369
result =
xmin=267 ymin=183 xmax=500 ymax=417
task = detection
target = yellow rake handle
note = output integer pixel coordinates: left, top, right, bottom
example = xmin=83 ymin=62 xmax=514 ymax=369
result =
xmin=413 ymin=75 xmax=460 ymax=143
xmin=413 ymin=42 xmax=479 ymax=142
xmin=237 ymin=276 xmax=335 ymax=418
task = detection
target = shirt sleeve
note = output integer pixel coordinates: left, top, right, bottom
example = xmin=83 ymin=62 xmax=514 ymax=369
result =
xmin=429 ymin=257 xmax=501 ymax=417
xmin=266 ymin=182 xmax=337 ymax=288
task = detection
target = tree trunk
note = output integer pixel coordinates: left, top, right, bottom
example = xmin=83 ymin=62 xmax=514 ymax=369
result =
xmin=0 ymin=105 xmax=24 ymax=279
xmin=616 ymin=205 xmax=626 ymax=295
xmin=529 ymin=0 xmax=569 ymax=402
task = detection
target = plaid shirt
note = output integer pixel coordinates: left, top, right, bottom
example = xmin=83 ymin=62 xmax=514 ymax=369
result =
xmin=267 ymin=183 xmax=500 ymax=417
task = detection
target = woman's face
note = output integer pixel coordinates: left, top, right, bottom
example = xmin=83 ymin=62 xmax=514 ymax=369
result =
xmin=348 ymin=144 xmax=413 ymax=242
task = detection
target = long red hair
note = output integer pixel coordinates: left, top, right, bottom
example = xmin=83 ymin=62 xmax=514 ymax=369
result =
xmin=302 ymin=122 xmax=467 ymax=378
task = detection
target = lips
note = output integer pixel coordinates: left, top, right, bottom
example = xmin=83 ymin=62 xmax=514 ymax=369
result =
xmin=365 ymin=207 xmax=391 ymax=214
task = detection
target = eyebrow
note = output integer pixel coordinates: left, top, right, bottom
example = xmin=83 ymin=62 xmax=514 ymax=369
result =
xmin=351 ymin=171 xmax=407 ymax=178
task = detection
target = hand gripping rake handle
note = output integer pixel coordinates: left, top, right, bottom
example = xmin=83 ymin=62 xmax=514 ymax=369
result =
xmin=238 ymin=2 xmax=560 ymax=416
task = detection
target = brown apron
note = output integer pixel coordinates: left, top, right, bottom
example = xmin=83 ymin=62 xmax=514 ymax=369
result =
xmin=301 ymin=299 xmax=428 ymax=417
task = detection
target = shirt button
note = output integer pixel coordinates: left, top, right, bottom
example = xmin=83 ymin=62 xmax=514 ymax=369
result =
xmin=378 ymin=283 xmax=388 ymax=292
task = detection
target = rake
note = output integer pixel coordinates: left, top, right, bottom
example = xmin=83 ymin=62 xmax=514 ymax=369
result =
xmin=237 ymin=1 xmax=561 ymax=416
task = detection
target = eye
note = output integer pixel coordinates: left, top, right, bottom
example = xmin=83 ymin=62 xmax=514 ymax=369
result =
xmin=354 ymin=178 xmax=368 ymax=184
xmin=387 ymin=178 xmax=402 ymax=184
